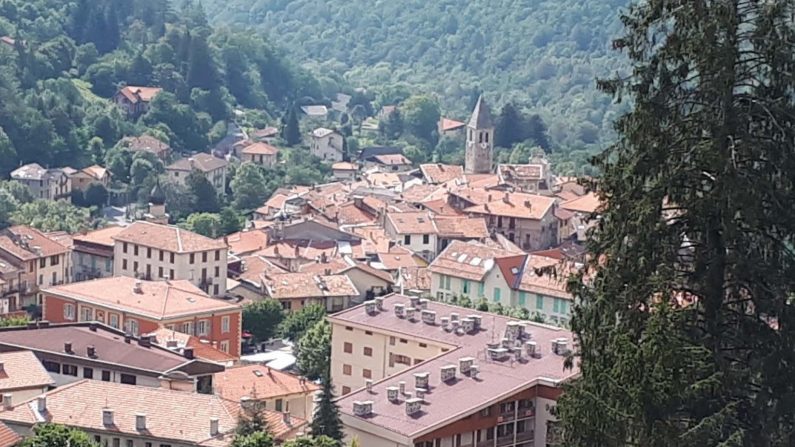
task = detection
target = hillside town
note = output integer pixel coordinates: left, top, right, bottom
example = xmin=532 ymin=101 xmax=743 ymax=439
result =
xmin=0 ymin=86 xmax=601 ymax=447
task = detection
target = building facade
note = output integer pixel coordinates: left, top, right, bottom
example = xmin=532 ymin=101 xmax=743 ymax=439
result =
xmin=112 ymin=221 xmax=229 ymax=296
xmin=166 ymin=153 xmax=228 ymax=195
xmin=310 ymin=128 xmax=344 ymax=162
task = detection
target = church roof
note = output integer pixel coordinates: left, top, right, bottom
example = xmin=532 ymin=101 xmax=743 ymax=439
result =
xmin=468 ymin=95 xmax=493 ymax=129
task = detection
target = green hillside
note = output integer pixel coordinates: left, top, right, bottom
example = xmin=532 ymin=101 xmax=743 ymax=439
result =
xmin=205 ymin=0 xmax=629 ymax=151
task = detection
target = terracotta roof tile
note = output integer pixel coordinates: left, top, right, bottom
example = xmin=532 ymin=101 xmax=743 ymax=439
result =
xmin=0 ymin=226 xmax=69 ymax=261
xmin=0 ymin=351 xmax=54 ymax=391
xmin=561 ymin=192 xmax=601 ymax=214
xmin=465 ymin=192 xmax=556 ymax=220
xmin=265 ymin=273 xmax=358 ymax=299
xmin=419 ymin=164 xmax=464 ymax=184
xmin=214 ymin=365 xmax=319 ymax=402
xmin=225 ymin=230 xmax=269 ymax=256
xmin=241 ymin=142 xmax=279 ymax=156
xmin=369 ymin=154 xmax=412 ymax=166
xmin=428 ymin=240 xmax=516 ymax=282
xmin=440 ymin=118 xmax=466 ymax=132
xmin=377 ymin=245 xmax=426 ymax=271
xmin=167 ymin=153 xmax=228 ymax=173
xmin=147 ymin=328 xmax=237 ymax=364
xmin=386 ymin=212 xmax=437 ymax=234
xmin=237 ymin=256 xmax=288 ymax=288
xmin=331 ymin=162 xmax=358 ymax=171
xmin=113 ymin=221 xmax=227 ymax=253
xmin=120 ymin=135 xmax=171 ymax=155
xmin=45 ymin=277 xmax=240 ymax=321
xmin=117 ymin=86 xmax=162 ymax=103
xmin=0 ymin=421 xmax=19 ymax=447
xmin=73 ymin=226 xmax=125 ymax=248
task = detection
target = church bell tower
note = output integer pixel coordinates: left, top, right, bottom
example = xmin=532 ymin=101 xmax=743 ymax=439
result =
xmin=464 ymin=95 xmax=494 ymax=174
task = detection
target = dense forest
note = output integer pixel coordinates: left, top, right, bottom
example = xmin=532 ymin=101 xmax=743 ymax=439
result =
xmin=0 ymin=0 xmax=318 ymax=174
xmin=204 ymin=0 xmax=629 ymax=154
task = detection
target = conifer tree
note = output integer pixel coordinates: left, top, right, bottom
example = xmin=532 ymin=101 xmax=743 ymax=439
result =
xmin=310 ymin=375 xmax=343 ymax=442
xmin=284 ymin=107 xmax=302 ymax=146
xmin=557 ymin=1 xmax=795 ymax=446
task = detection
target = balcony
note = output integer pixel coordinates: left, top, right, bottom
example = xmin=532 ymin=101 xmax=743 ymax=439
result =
xmin=496 ymin=435 xmax=514 ymax=446
xmin=516 ymin=430 xmax=535 ymax=442
xmin=498 ymin=412 xmax=516 ymax=422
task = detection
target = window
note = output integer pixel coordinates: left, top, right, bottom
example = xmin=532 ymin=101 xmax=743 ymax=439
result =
xmin=419 ymin=343 xmax=427 ymax=348
xmin=493 ymin=287 xmax=501 ymax=302
xmin=486 ymin=427 xmax=495 ymax=440
xmin=101 ymin=370 xmax=111 ymax=381
xmin=480 ymin=406 xmax=492 ymax=417
xmin=500 ymin=401 xmax=516 ymax=414
xmin=392 ymin=354 xmax=411 ymax=365
xmin=202 ymin=252 xmax=208 ymax=263
xmin=64 ymin=303 xmax=75 ymax=321
xmin=275 ymin=399 xmax=283 ymax=412
xmin=133 ymin=261 xmax=138 ymax=272
xmin=29 ymin=261 xmax=34 ymax=272
xmin=553 ymin=298 xmax=569 ymax=314
xmin=214 ymin=266 xmax=220 ymax=277
xmin=123 ymin=242 xmax=128 ymax=253
xmin=109 ymin=314 xmax=119 ymax=329
xmin=170 ymin=269 xmax=175 ymax=280
xmin=345 ymin=326 xmax=353 ymax=331
xmin=342 ymin=386 xmax=351 ymax=395
xmin=365 ymin=330 xmax=373 ymax=335
xmin=363 ymin=347 xmax=373 ymax=357
xmin=438 ymin=274 xmax=445 ymax=289
xmin=343 ymin=364 xmax=352 ymax=375
xmin=105 ymin=258 xmax=112 ymax=271
xmin=126 ymin=440 xmax=134 ymax=447
xmin=120 ymin=374 xmax=137 ymax=385
xmin=518 ymin=291 xmax=527 ymax=306
xmin=422 ymin=234 xmax=429 ymax=244
xmin=42 ymin=360 xmax=61 ymax=374
xmin=414 ymin=358 xmax=424 ymax=365
xmin=478 ymin=282 xmax=485 ymax=297
xmin=213 ymin=284 xmax=219 ymax=296
xmin=134 ymin=245 xmax=139 ymax=256
xmin=50 ymin=255 xmax=59 ymax=265
xmin=40 ymin=258 xmax=46 ymax=268
xmin=126 ymin=319 xmax=139 ymax=336
xmin=197 ymin=320 xmax=208 ymax=336
xmin=52 ymin=272 xmax=57 ymax=284
xmin=180 ymin=322 xmax=193 ymax=335
xmin=221 ymin=316 xmax=230 ymax=333
xmin=170 ymin=252 xmax=175 ymax=263
xmin=159 ymin=250 xmax=164 ymax=262
xmin=215 ymin=250 xmax=220 ymax=261
xmin=83 ymin=367 xmax=94 ymax=379
xmin=190 ymin=253 xmax=195 ymax=264
xmin=63 ymin=364 xmax=78 ymax=376
xmin=399 ymin=338 xmax=408 ymax=344
xmin=202 ymin=268 xmax=207 ymax=280
xmin=158 ymin=267 xmax=164 ymax=278
xmin=147 ymin=247 xmax=152 ymax=258
xmin=220 ymin=340 xmax=230 ymax=353
xmin=462 ymin=280 xmax=470 ymax=295
xmin=389 ymin=336 xmax=395 ymax=346
xmin=363 ymin=369 xmax=372 ymax=379
xmin=122 ymin=259 xmax=128 ymax=270
xmin=344 ymin=342 xmax=353 ymax=353
xmin=404 ymin=235 xmax=411 ymax=245
xmin=445 ymin=276 xmax=451 ymax=290
xmin=536 ymin=295 xmax=544 ymax=310
xmin=94 ymin=436 xmax=101 ymax=444
xmin=497 ymin=422 xmax=514 ymax=438
xmin=113 ymin=438 xmax=120 ymax=447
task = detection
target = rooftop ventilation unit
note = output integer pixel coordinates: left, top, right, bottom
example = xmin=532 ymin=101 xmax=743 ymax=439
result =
xmin=525 ymin=341 xmax=540 ymax=358
xmin=440 ymin=365 xmax=457 ymax=382
xmin=387 ymin=386 xmax=400 ymax=402
xmin=405 ymin=307 xmax=416 ymax=321
xmin=364 ymin=301 xmax=377 ymax=315
xmin=440 ymin=317 xmax=450 ymax=330
xmin=488 ymin=347 xmax=510 ymax=361
xmin=415 ymin=388 xmax=427 ymax=400
xmin=365 ymin=379 xmax=373 ymax=393
xmin=418 ymin=298 xmax=429 ymax=310
xmin=450 ymin=313 xmax=459 ymax=322
xmin=406 ymin=398 xmax=423 ymax=415
xmin=459 ymin=357 xmax=475 ymax=375
xmin=374 ymin=297 xmax=385 ymax=311
xmin=414 ymin=372 xmax=430 ymax=389
xmin=470 ymin=364 xmax=480 ymax=379
xmin=353 ymin=401 xmax=374 ymax=416
xmin=394 ymin=303 xmax=405 ymax=318
xmin=461 ymin=318 xmax=475 ymax=333
xmin=552 ymin=338 xmax=569 ymax=356
xmin=421 ymin=309 xmax=436 ymax=325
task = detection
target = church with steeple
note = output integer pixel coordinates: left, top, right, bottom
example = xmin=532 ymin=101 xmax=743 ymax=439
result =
xmin=464 ymin=95 xmax=494 ymax=174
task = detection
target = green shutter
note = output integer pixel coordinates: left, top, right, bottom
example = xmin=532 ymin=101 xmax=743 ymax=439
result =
xmin=445 ymin=276 xmax=451 ymax=290
xmin=494 ymin=288 xmax=501 ymax=302
xmin=462 ymin=280 xmax=470 ymax=295
xmin=478 ymin=282 xmax=485 ymax=297
xmin=536 ymin=295 xmax=544 ymax=310
xmin=518 ymin=291 xmax=527 ymax=306
xmin=438 ymin=274 xmax=445 ymax=289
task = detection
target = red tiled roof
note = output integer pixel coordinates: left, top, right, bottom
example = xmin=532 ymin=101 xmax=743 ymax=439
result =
xmin=0 ymin=421 xmax=19 ymax=447
xmin=114 ymin=221 xmax=227 ymax=253
xmin=73 ymin=226 xmax=125 ymax=248
xmin=214 ymin=365 xmax=319 ymax=402
xmin=419 ymin=164 xmax=464 ymax=185
xmin=428 ymin=240 xmax=516 ymax=282
xmin=147 ymin=328 xmax=237 ymax=364
xmin=561 ymin=192 xmax=601 ymax=214
xmin=264 ymin=273 xmax=358 ymax=299
xmin=464 ymin=192 xmax=556 ymax=220
xmin=331 ymin=162 xmax=358 ymax=171
xmin=117 ymin=86 xmax=162 ymax=104
xmin=45 ymin=277 xmax=240 ymax=321
xmin=386 ymin=212 xmax=437 ymax=235
xmin=0 ymin=350 xmax=55 ymax=391
xmin=241 ymin=142 xmax=279 ymax=156
xmin=225 ymin=230 xmax=269 ymax=256
xmin=120 ymin=135 xmax=171 ymax=155
xmin=377 ymin=245 xmax=425 ymax=271
xmin=370 ymin=153 xmax=412 ymax=166
xmin=0 ymin=226 xmax=69 ymax=261
xmin=440 ymin=118 xmax=466 ymax=132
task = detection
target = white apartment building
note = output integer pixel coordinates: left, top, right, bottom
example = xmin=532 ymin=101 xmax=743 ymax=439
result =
xmin=112 ymin=221 xmax=229 ymax=296
xmin=328 ymin=294 xmax=578 ymax=447
xmin=309 ymin=128 xmax=344 ymax=162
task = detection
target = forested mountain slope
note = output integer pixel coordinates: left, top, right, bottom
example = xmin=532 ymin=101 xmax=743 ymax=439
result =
xmin=205 ymin=0 xmax=629 ymax=150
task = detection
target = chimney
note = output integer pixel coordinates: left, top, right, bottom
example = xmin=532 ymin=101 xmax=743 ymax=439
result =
xmin=138 ymin=336 xmax=151 ymax=348
xmin=102 ymin=409 xmax=114 ymax=426
xmin=374 ymin=297 xmax=385 ymax=311
xmin=183 ymin=347 xmax=195 ymax=360
xmin=503 ymin=192 xmax=510 ymax=204
xmin=36 ymin=396 xmax=46 ymax=413
xmin=386 ymin=386 xmax=399 ymax=402
xmin=89 ymin=322 xmax=97 ymax=332
xmin=274 ymin=246 xmax=280 ymax=256
xmin=136 ymin=413 xmax=146 ymax=431
xmin=124 ymin=334 xmax=132 ymax=344
xmin=405 ymin=307 xmax=416 ymax=321
xmin=87 ymin=345 xmax=96 ymax=358
xmin=470 ymin=365 xmax=480 ymax=379
xmin=488 ymin=194 xmax=492 ymax=202
xmin=210 ymin=417 xmax=220 ymax=436
xmin=294 ymin=245 xmax=300 ymax=257
xmin=459 ymin=357 xmax=474 ymax=375
xmin=365 ymin=379 xmax=373 ymax=393
xmin=2 ymin=394 xmax=11 ymax=410
xmin=524 ymin=200 xmax=532 ymax=208
xmin=394 ymin=303 xmax=405 ymax=318
xmin=64 ymin=341 xmax=73 ymax=354
xmin=418 ymin=298 xmax=429 ymax=310
xmin=133 ymin=279 xmax=143 ymax=294
xmin=398 ymin=381 xmax=406 ymax=395
xmin=282 ymin=411 xmax=291 ymax=426
xmin=409 ymin=296 xmax=420 ymax=308
xmin=415 ymin=388 xmax=426 ymax=400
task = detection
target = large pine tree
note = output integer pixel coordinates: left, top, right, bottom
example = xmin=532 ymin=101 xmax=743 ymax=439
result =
xmin=557 ymin=1 xmax=795 ymax=446
xmin=310 ymin=375 xmax=344 ymax=442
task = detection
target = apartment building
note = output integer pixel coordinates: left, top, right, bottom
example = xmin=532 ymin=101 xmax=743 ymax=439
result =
xmin=0 ymin=322 xmax=224 ymax=392
xmin=240 ymin=142 xmax=279 ymax=167
xmin=384 ymin=211 xmax=489 ymax=262
xmin=213 ymin=365 xmax=319 ymax=420
xmin=112 ymin=221 xmax=229 ymax=296
xmin=72 ymin=226 xmax=124 ymax=281
xmin=41 ymin=276 xmax=243 ymax=357
xmin=0 ymin=380 xmax=306 ymax=446
xmin=429 ymin=241 xmax=575 ymax=326
xmin=166 ymin=153 xmax=228 ymax=194
xmin=10 ymin=163 xmax=71 ymax=201
xmin=0 ymin=226 xmax=71 ymax=307
xmin=328 ymin=294 xmax=578 ymax=447
xmin=464 ymin=191 xmax=558 ymax=251
xmin=68 ymin=165 xmax=110 ymax=192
